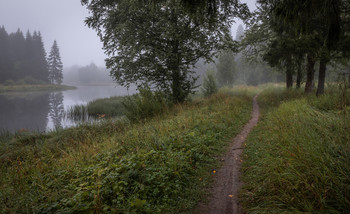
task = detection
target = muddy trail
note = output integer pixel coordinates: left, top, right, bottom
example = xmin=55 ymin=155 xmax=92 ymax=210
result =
xmin=196 ymin=94 xmax=260 ymax=214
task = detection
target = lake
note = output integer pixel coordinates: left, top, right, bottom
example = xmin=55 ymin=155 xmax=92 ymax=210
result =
xmin=0 ymin=84 xmax=136 ymax=133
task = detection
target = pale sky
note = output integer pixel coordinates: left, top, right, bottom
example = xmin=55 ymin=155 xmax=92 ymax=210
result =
xmin=0 ymin=0 xmax=256 ymax=67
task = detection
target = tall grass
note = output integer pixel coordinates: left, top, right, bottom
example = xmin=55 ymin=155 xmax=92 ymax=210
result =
xmin=65 ymin=104 xmax=89 ymax=121
xmin=65 ymin=96 xmax=126 ymax=122
xmin=88 ymin=96 xmax=126 ymax=118
xmin=240 ymin=86 xmax=350 ymax=213
xmin=0 ymin=87 xmax=255 ymax=213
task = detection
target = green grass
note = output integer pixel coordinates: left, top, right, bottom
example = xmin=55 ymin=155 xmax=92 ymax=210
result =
xmin=0 ymin=84 xmax=76 ymax=93
xmin=65 ymin=96 xmax=126 ymax=122
xmin=87 ymin=96 xmax=126 ymax=118
xmin=240 ymin=86 xmax=350 ymax=213
xmin=0 ymin=86 xmax=255 ymax=213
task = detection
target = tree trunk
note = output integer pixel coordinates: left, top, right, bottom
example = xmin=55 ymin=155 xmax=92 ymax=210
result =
xmin=348 ymin=73 xmax=350 ymax=88
xmin=316 ymin=59 xmax=327 ymax=96
xmin=296 ymin=61 xmax=302 ymax=88
xmin=305 ymin=54 xmax=316 ymax=93
xmin=286 ymin=67 xmax=293 ymax=88
xmin=171 ymin=68 xmax=182 ymax=103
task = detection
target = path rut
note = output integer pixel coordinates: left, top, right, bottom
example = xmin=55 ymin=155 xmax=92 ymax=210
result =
xmin=196 ymin=94 xmax=260 ymax=214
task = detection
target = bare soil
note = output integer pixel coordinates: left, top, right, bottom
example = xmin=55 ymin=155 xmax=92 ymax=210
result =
xmin=195 ymin=94 xmax=260 ymax=214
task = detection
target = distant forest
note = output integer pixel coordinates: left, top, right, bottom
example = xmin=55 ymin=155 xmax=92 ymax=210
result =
xmin=0 ymin=26 xmax=51 ymax=84
xmin=63 ymin=63 xmax=114 ymax=85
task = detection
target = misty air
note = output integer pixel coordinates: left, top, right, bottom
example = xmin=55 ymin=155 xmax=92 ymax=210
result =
xmin=0 ymin=0 xmax=349 ymax=213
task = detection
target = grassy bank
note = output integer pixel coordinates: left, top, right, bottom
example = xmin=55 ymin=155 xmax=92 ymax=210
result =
xmin=0 ymin=84 xmax=76 ymax=93
xmin=0 ymin=86 xmax=255 ymax=213
xmin=241 ymin=86 xmax=350 ymax=213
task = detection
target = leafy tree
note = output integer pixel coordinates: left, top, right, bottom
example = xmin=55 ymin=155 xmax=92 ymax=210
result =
xmin=48 ymin=40 xmax=63 ymax=84
xmin=258 ymin=0 xmax=344 ymax=95
xmin=216 ymin=50 xmax=236 ymax=87
xmin=201 ymin=70 xmax=218 ymax=97
xmin=81 ymin=0 xmax=245 ymax=102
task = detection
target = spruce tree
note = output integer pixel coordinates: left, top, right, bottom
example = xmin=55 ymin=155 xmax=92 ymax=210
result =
xmin=0 ymin=26 xmax=11 ymax=83
xmin=47 ymin=40 xmax=63 ymax=84
xmin=9 ymin=29 xmax=26 ymax=81
xmin=32 ymin=32 xmax=49 ymax=83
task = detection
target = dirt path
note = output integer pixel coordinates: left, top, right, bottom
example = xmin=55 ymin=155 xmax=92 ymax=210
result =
xmin=196 ymin=94 xmax=260 ymax=214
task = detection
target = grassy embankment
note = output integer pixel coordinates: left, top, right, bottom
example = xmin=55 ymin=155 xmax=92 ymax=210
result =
xmin=241 ymin=84 xmax=350 ymax=213
xmin=0 ymin=84 xmax=76 ymax=93
xmin=0 ymin=86 xmax=257 ymax=213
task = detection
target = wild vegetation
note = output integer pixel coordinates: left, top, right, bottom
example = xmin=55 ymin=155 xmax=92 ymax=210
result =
xmin=0 ymin=87 xmax=255 ymax=213
xmin=1 ymin=0 xmax=350 ymax=213
xmin=241 ymin=84 xmax=350 ymax=213
xmin=66 ymin=96 xmax=126 ymax=122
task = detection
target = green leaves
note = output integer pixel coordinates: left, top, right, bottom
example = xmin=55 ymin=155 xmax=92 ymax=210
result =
xmin=201 ymin=70 xmax=218 ymax=97
xmin=82 ymin=0 xmax=238 ymax=102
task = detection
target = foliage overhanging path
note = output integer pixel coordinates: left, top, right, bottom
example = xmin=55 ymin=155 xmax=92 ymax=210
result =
xmin=197 ymin=93 xmax=260 ymax=214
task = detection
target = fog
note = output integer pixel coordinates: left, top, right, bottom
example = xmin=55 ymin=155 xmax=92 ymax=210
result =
xmin=0 ymin=0 xmax=256 ymax=67
xmin=0 ymin=0 xmax=106 ymax=67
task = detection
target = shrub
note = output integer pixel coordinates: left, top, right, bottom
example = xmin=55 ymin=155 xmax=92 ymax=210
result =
xmin=122 ymin=86 xmax=170 ymax=122
xmin=201 ymin=70 xmax=218 ymax=97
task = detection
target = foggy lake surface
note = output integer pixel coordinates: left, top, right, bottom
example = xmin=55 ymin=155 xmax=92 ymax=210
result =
xmin=0 ymin=85 xmax=135 ymax=133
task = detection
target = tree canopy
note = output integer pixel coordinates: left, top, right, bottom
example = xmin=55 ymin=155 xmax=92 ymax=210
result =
xmin=241 ymin=0 xmax=350 ymax=94
xmin=81 ymin=0 xmax=248 ymax=102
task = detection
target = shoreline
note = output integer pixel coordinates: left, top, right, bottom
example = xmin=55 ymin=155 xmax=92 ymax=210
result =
xmin=0 ymin=84 xmax=76 ymax=93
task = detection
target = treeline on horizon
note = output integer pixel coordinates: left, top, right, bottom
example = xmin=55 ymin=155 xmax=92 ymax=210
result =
xmin=63 ymin=63 xmax=114 ymax=85
xmin=0 ymin=26 xmax=50 ymax=84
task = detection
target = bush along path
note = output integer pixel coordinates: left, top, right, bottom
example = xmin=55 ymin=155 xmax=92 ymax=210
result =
xmin=196 ymin=94 xmax=260 ymax=214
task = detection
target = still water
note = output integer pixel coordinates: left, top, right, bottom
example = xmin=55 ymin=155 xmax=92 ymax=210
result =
xmin=0 ymin=85 xmax=135 ymax=133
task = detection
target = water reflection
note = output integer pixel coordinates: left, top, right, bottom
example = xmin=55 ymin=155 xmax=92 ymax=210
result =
xmin=49 ymin=92 xmax=64 ymax=129
xmin=0 ymin=92 xmax=50 ymax=133
xmin=0 ymin=85 xmax=136 ymax=133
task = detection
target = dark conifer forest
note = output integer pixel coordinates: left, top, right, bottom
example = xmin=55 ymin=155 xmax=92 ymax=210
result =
xmin=0 ymin=26 xmax=56 ymax=84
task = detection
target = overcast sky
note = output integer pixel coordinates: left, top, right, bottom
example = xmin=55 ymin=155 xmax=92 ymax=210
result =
xmin=0 ymin=0 xmax=256 ymax=67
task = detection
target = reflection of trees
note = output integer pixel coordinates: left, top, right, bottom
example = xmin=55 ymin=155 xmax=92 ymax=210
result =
xmin=49 ymin=92 xmax=64 ymax=129
xmin=0 ymin=93 xmax=50 ymax=132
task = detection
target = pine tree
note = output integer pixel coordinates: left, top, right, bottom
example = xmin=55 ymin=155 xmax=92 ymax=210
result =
xmin=0 ymin=26 xmax=11 ymax=83
xmin=32 ymin=31 xmax=49 ymax=83
xmin=9 ymin=29 xmax=26 ymax=81
xmin=47 ymin=40 xmax=63 ymax=84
